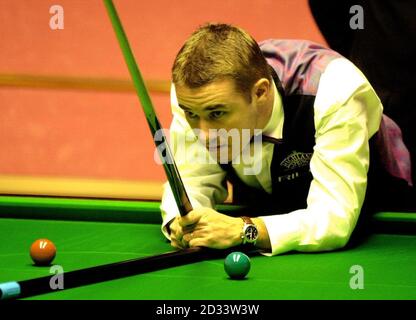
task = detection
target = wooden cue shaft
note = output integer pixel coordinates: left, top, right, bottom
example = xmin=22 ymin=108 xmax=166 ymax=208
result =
xmin=104 ymin=0 xmax=193 ymax=216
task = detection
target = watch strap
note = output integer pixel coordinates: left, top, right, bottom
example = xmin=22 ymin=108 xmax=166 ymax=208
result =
xmin=241 ymin=216 xmax=254 ymax=225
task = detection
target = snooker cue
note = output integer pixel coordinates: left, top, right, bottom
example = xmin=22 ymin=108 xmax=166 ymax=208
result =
xmin=0 ymin=0 xmax=201 ymax=300
xmin=104 ymin=0 xmax=193 ymax=216
xmin=0 ymin=247 xmax=218 ymax=300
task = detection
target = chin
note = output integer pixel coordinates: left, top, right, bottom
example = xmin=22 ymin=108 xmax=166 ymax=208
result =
xmin=208 ymin=146 xmax=241 ymax=164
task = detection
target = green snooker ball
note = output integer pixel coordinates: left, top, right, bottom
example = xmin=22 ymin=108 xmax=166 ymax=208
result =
xmin=224 ymin=252 xmax=251 ymax=279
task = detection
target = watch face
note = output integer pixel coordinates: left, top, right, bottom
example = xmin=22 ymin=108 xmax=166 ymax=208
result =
xmin=245 ymin=225 xmax=258 ymax=242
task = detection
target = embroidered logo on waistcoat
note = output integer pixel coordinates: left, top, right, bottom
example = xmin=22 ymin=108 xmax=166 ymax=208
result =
xmin=280 ymin=151 xmax=313 ymax=171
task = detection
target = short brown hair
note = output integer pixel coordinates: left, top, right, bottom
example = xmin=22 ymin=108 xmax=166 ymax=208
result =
xmin=172 ymin=23 xmax=271 ymax=101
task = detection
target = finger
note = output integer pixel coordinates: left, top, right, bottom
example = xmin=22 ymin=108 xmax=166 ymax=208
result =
xmin=170 ymin=229 xmax=184 ymax=244
xmin=188 ymin=238 xmax=206 ymax=248
xmin=169 ymin=216 xmax=180 ymax=233
xmin=182 ymin=224 xmax=197 ymax=234
xmin=182 ymin=230 xmax=201 ymax=248
xmin=188 ymin=229 xmax=210 ymax=247
xmin=171 ymin=219 xmax=184 ymax=237
xmin=171 ymin=238 xmax=184 ymax=249
xmin=182 ymin=231 xmax=194 ymax=244
xmin=185 ymin=230 xmax=206 ymax=247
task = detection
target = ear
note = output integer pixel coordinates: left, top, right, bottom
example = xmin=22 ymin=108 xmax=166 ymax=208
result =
xmin=251 ymin=78 xmax=271 ymax=103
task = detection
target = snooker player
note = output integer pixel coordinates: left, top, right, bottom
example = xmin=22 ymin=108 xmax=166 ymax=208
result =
xmin=160 ymin=23 xmax=413 ymax=256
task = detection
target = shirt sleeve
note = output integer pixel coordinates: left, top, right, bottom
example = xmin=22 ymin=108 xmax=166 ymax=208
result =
xmin=260 ymin=58 xmax=383 ymax=256
xmin=160 ymin=84 xmax=228 ymax=239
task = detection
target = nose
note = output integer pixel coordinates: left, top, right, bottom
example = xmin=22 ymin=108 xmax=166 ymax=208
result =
xmin=197 ymin=119 xmax=211 ymax=134
xmin=194 ymin=120 xmax=215 ymax=146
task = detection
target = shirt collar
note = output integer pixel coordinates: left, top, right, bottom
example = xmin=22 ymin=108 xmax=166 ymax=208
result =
xmin=261 ymin=79 xmax=284 ymax=139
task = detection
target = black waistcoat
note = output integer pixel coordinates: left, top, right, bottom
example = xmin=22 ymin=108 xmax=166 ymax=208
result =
xmin=220 ymin=68 xmax=316 ymax=215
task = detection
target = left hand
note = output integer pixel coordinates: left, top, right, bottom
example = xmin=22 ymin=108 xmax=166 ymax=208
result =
xmin=179 ymin=207 xmax=243 ymax=249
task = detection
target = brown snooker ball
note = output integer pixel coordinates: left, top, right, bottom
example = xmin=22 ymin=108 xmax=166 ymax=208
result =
xmin=30 ymin=239 xmax=56 ymax=266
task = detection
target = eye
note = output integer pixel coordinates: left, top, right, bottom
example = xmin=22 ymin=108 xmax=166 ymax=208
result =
xmin=210 ymin=111 xmax=225 ymax=120
xmin=184 ymin=110 xmax=198 ymax=120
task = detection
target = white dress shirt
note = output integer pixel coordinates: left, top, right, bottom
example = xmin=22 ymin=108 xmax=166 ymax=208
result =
xmin=160 ymin=57 xmax=383 ymax=256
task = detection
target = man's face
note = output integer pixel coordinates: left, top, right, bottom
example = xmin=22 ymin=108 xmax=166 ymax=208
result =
xmin=175 ymin=78 xmax=261 ymax=162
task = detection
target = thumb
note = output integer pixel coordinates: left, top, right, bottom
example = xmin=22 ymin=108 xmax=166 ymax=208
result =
xmin=179 ymin=210 xmax=201 ymax=228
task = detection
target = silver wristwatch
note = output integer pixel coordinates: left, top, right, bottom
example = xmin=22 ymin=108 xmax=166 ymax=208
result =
xmin=241 ymin=216 xmax=258 ymax=245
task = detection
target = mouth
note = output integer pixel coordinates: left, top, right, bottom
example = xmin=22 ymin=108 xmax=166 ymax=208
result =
xmin=207 ymin=144 xmax=227 ymax=150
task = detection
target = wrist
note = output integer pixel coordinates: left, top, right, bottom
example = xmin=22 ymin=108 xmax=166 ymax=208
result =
xmin=233 ymin=217 xmax=245 ymax=246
